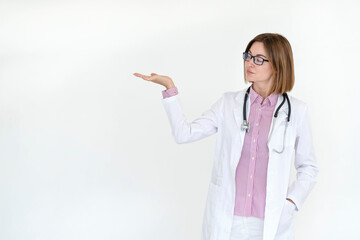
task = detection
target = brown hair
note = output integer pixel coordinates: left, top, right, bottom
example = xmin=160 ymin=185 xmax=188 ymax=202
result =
xmin=244 ymin=33 xmax=294 ymax=94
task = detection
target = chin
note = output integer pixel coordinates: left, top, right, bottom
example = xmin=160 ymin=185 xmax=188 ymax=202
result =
xmin=246 ymin=77 xmax=257 ymax=82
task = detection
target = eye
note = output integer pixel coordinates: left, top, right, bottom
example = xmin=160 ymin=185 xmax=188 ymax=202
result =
xmin=255 ymin=57 xmax=263 ymax=64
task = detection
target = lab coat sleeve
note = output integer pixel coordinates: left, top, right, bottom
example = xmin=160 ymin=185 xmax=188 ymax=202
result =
xmin=286 ymin=105 xmax=319 ymax=211
xmin=162 ymin=93 xmax=224 ymax=144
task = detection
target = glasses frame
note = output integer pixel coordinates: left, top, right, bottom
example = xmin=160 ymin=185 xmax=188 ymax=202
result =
xmin=243 ymin=52 xmax=269 ymax=66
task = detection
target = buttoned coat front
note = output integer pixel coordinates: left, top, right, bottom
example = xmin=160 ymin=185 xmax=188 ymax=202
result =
xmin=162 ymin=88 xmax=319 ymax=240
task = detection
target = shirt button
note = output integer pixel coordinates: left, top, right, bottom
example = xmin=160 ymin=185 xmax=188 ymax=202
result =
xmin=255 ymin=123 xmax=259 ymax=126
xmin=248 ymin=193 xmax=251 ymax=197
xmin=252 ymin=157 xmax=255 ymax=160
xmin=250 ymin=175 xmax=253 ymax=179
xmin=253 ymin=139 xmax=256 ymax=142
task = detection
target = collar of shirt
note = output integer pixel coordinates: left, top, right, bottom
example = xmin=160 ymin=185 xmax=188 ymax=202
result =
xmin=249 ymin=85 xmax=279 ymax=107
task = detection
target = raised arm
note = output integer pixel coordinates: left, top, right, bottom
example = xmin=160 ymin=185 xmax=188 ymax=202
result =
xmin=133 ymin=72 xmax=224 ymax=144
xmin=162 ymin=93 xmax=224 ymax=144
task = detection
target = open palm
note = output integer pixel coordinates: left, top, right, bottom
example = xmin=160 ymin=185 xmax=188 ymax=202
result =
xmin=133 ymin=72 xmax=174 ymax=89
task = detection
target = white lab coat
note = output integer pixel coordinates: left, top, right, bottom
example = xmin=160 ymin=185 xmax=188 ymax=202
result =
xmin=162 ymin=88 xmax=319 ymax=240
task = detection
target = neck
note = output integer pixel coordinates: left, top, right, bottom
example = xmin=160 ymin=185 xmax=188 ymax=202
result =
xmin=252 ymin=82 xmax=272 ymax=99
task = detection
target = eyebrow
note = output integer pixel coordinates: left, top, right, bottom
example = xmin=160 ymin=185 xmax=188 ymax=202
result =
xmin=248 ymin=50 xmax=268 ymax=59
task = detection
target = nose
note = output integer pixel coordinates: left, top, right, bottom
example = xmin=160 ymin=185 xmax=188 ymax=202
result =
xmin=245 ymin=58 xmax=255 ymax=68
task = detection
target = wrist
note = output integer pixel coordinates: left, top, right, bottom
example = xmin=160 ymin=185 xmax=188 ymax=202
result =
xmin=165 ymin=80 xmax=175 ymax=89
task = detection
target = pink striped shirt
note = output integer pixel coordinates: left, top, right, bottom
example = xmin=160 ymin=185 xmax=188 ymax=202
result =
xmin=162 ymin=86 xmax=279 ymax=219
xmin=233 ymin=86 xmax=278 ymax=218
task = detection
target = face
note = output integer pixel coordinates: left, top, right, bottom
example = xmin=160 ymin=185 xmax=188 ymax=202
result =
xmin=244 ymin=41 xmax=273 ymax=85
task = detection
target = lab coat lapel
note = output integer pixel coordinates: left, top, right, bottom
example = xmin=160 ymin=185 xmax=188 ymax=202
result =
xmin=233 ymin=90 xmax=250 ymax=145
xmin=263 ymin=94 xmax=290 ymax=240
xmin=267 ymin=94 xmax=289 ymax=149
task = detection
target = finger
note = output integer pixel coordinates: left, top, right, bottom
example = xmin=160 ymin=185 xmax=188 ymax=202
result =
xmin=133 ymin=73 xmax=143 ymax=78
xmin=134 ymin=73 xmax=150 ymax=80
xmin=150 ymin=73 xmax=158 ymax=76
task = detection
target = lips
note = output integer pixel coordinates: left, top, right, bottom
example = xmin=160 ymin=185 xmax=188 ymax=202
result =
xmin=246 ymin=70 xmax=254 ymax=74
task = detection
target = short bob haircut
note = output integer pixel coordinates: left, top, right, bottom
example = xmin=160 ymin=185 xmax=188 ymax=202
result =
xmin=244 ymin=33 xmax=294 ymax=94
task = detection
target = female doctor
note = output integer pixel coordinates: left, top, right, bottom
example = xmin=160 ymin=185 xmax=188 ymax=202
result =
xmin=134 ymin=33 xmax=319 ymax=240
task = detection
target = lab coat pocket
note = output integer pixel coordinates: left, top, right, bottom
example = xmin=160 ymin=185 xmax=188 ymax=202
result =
xmin=203 ymin=182 xmax=221 ymax=229
xmin=285 ymin=200 xmax=296 ymax=215
xmin=276 ymin=200 xmax=295 ymax=237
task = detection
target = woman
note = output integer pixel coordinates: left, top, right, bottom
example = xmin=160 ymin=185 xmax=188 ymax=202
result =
xmin=134 ymin=33 xmax=319 ymax=240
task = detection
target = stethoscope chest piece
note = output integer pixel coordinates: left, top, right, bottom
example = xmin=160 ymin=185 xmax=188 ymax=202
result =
xmin=241 ymin=120 xmax=250 ymax=132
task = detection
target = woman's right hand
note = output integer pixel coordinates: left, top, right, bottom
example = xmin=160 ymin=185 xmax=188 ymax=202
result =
xmin=133 ymin=72 xmax=175 ymax=89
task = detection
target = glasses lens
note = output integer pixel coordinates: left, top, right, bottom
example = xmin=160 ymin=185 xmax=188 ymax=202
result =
xmin=243 ymin=52 xmax=251 ymax=61
xmin=254 ymin=57 xmax=264 ymax=65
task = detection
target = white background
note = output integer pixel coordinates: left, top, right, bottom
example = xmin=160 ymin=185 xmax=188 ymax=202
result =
xmin=0 ymin=0 xmax=359 ymax=239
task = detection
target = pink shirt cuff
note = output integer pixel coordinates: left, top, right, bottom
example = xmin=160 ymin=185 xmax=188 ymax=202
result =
xmin=162 ymin=87 xmax=178 ymax=98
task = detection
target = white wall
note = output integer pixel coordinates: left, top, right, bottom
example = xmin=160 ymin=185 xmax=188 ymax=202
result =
xmin=0 ymin=0 xmax=359 ymax=239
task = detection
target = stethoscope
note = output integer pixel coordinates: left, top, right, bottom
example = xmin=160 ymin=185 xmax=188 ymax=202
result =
xmin=241 ymin=86 xmax=291 ymax=153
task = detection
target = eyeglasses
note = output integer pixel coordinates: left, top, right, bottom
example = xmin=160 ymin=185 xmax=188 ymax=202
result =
xmin=243 ymin=52 xmax=269 ymax=66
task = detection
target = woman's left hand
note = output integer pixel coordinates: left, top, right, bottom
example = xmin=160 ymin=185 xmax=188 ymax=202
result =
xmin=286 ymin=198 xmax=296 ymax=208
